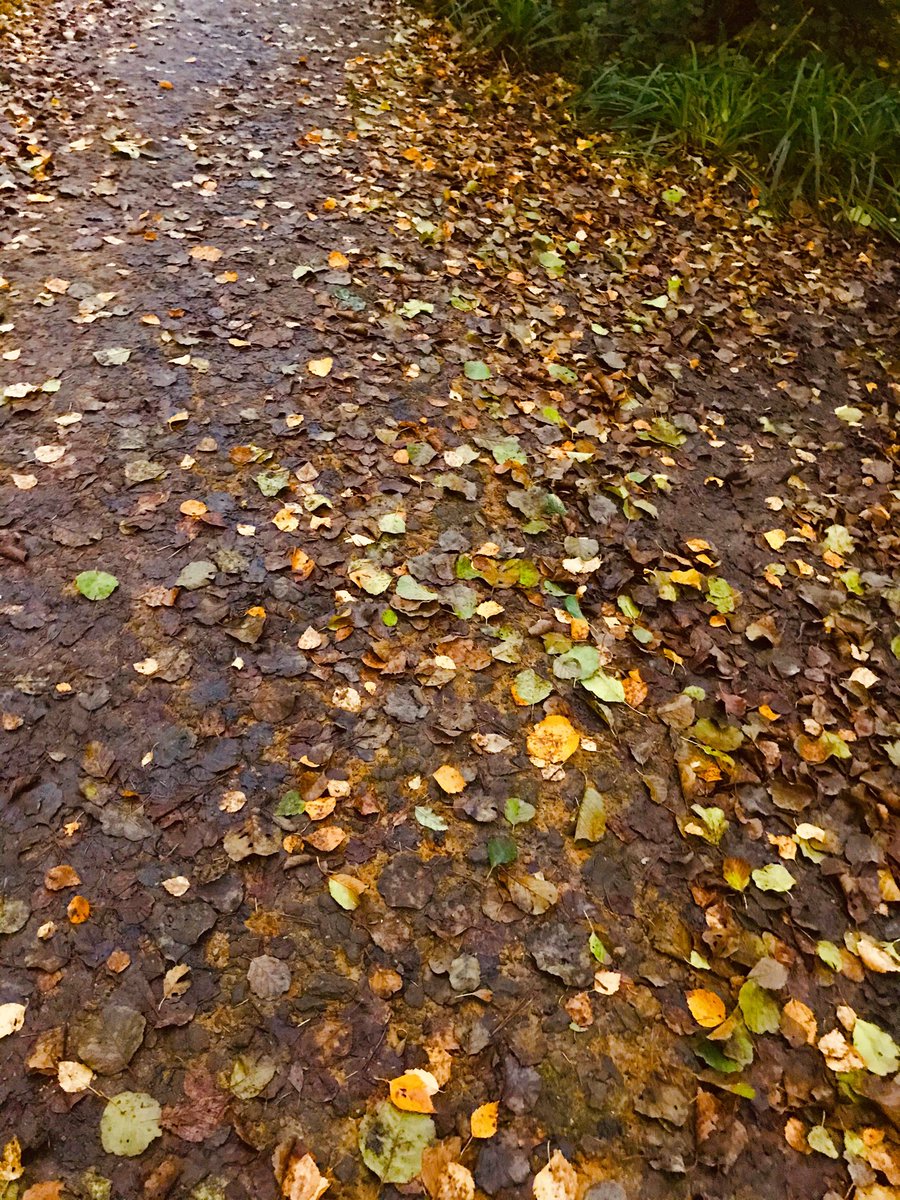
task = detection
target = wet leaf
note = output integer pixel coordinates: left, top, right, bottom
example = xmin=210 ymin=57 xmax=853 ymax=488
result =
xmin=99 ymin=1092 xmax=162 ymax=1156
xmin=574 ymin=786 xmax=606 ymax=842
xmin=358 ymin=1101 xmax=435 ymax=1183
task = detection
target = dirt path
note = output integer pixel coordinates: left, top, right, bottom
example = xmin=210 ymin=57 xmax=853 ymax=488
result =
xmin=1 ymin=0 xmax=899 ymax=1197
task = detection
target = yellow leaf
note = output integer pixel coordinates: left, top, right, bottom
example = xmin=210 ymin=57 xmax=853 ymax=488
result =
xmin=686 ymin=988 xmax=727 ymax=1028
xmin=470 ymin=1101 xmax=499 ymax=1138
xmin=304 ymin=796 xmax=336 ymax=821
xmin=282 ymin=1152 xmax=330 ymax=1200
xmin=0 ymin=1137 xmax=22 ymax=1183
xmin=764 ymin=529 xmax=787 ymax=550
xmin=526 ymin=715 xmax=580 ymax=764
xmin=307 ymin=356 xmax=333 ymax=377
xmin=532 ymin=1150 xmax=577 ymax=1200
xmin=390 ymin=1068 xmax=439 ymax=1113
xmin=433 ymin=765 xmax=466 ymax=794
xmin=669 ymin=568 xmax=705 ymax=589
xmin=180 ymin=499 xmax=208 ymax=517
xmin=273 ymin=507 xmax=300 ymax=532
xmin=328 ymin=251 xmax=350 ymax=269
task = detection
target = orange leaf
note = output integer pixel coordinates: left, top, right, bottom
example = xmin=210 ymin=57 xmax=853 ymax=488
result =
xmin=67 ymin=896 xmax=90 ymax=924
xmin=389 ymin=1069 xmax=439 ymax=1114
xmin=470 ymin=1101 xmax=499 ymax=1138
xmin=686 ymin=989 xmax=727 ymax=1028
xmin=433 ymin=765 xmax=466 ymax=794
xmin=44 ymin=865 xmax=80 ymax=891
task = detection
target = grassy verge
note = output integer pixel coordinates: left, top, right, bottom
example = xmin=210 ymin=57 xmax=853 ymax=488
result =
xmin=438 ymin=0 xmax=900 ymax=237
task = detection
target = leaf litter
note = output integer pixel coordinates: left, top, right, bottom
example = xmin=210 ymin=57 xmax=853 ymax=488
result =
xmin=0 ymin=0 xmax=897 ymax=1193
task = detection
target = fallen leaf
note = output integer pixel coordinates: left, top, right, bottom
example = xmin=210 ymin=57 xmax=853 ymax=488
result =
xmin=532 ymin=1150 xmax=577 ymax=1200
xmin=390 ymin=1069 xmax=440 ymax=1114
xmin=470 ymin=1101 xmax=499 ymax=1138
xmin=526 ymin=715 xmax=580 ymax=764
xmin=0 ymin=1003 xmax=26 ymax=1039
xmin=281 ymin=1152 xmax=330 ymax=1200
xmin=57 ymin=1060 xmax=94 ymax=1092
xmin=686 ymin=989 xmax=727 ymax=1028
xmin=433 ymin=765 xmax=466 ymax=794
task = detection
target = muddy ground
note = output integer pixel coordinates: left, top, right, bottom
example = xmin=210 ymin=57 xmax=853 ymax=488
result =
xmin=0 ymin=0 xmax=898 ymax=1197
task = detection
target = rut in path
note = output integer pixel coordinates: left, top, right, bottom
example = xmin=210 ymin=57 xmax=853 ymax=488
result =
xmin=1 ymin=0 xmax=899 ymax=1196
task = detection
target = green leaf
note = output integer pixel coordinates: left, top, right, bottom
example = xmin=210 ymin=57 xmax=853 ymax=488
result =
xmin=823 ymin=524 xmax=855 ymax=556
xmin=100 ymin=1092 xmax=162 ymax=1157
xmin=275 ymin=790 xmax=305 ymax=817
xmin=546 ymin=362 xmax=577 ymax=385
xmin=395 ymin=575 xmax=439 ymax=602
xmin=359 ymin=1102 xmax=435 ymax=1184
xmin=382 ymin=608 xmax=398 ymax=627
xmin=537 ymin=250 xmax=565 ymax=276
xmin=834 ymin=405 xmax=864 ymax=425
xmin=553 ymin=645 xmax=600 ymax=681
xmin=817 ymin=940 xmax=842 ymax=970
xmin=505 ymin=797 xmax=536 ymax=826
xmin=414 ymin=806 xmax=448 ymax=832
xmin=349 ymin=560 xmax=393 ymax=596
xmin=617 ymin=594 xmax=640 ymax=620
xmin=575 ymin=787 xmax=606 ymax=843
xmin=686 ymin=805 xmax=728 ymax=845
xmin=807 ymin=1125 xmax=840 ymax=1158
xmin=691 ymin=718 xmax=744 ymax=752
xmin=891 ymin=634 xmax=900 ymax=660
xmin=637 ymin=417 xmax=685 ymax=447
xmin=492 ymin=437 xmax=527 ymax=466
xmin=227 ymin=1055 xmax=276 ymax=1099
xmin=512 ymin=669 xmax=552 ymax=705
xmin=661 ymin=186 xmax=686 ymax=205
xmin=487 ymin=835 xmax=517 ymax=869
xmin=75 ymin=570 xmax=119 ymax=601
xmin=705 ymin=576 xmax=739 ymax=614
xmin=254 ymin=467 xmax=290 ymax=496
xmin=464 ymin=360 xmax=491 ymax=381
xmin=853 ymin=1019 xmax=900 ymax=1076
xmin=378 ymin=512 xmax=406 ymax=535
xmin=751 ymin=863 xmax=796 ymax=893
xmin=692 ymin=1038 xmax=743 ymax=1074
xmin=589 ymin=932 xmax=608 ymax=963
xmin=738 ymin=980 xmax=780 ymax=1034
xmin=580 ymin=671 xmax=626 ymax=703
xmin=398 ymin=299 xmax=434 ymax=319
